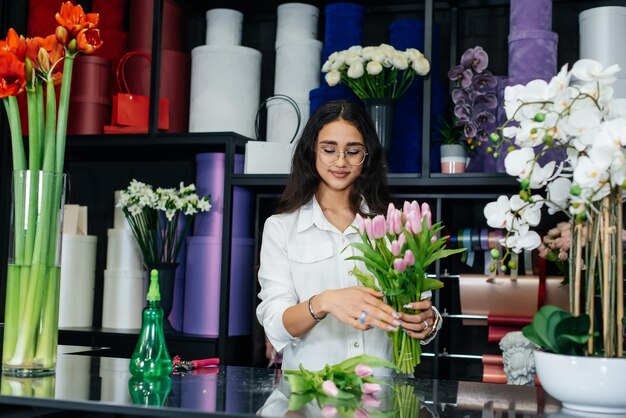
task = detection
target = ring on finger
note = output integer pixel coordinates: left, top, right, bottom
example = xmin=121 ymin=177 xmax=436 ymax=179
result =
xmin=423 ymin=320 xmax=429 ymax=330
xmin=357 ymin=311 xmax=369 ymax=324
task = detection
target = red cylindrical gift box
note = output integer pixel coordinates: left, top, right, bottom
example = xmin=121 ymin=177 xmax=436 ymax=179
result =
xmin=124 ymin=49 xmax=190 ymax=132
xmin=92 ymin=29 xmax=128 ymax=94
xmin=68 ymin=55 xmax=112 ymax=135
xmin=128 ymin=0 xmax=184 ymax=52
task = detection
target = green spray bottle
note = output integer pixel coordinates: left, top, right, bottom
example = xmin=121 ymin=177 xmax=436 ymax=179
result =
xmin=129 ymin=269 xmax=172 ymax=378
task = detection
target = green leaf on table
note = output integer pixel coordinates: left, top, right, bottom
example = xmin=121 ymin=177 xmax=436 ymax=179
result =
xmin=334 ymin=354 xmax=397 ymax=372
xmin=286 ymin=374 xmax=313 ymax=393
xmin=288 ymin=392 xmax=314 ymax=411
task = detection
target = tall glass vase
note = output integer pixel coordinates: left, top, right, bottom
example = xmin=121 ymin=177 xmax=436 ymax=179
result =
xmin=145 ymin=262 xmax=179 ymax=334
xmin=363 ymin=98 xmax=396 ymax=156
xmin=3 ymin=170 xmax=66 ymax=376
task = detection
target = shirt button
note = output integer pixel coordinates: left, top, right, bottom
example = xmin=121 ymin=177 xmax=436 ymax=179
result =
xmin=353 ymin=341 xmax=360 ymax=348
xmin=348 ymin=270 xmax=353 ymax=276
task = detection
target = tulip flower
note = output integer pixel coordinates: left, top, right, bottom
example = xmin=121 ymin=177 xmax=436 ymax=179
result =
xmin=355 ymin=213 xmax=365 ymax=235
xmin=321 ymin=405 xmax=338 ymax=417
xmin=354 ymin=363 xmax=373 ymax=377
xmin=361 ymin=393 xmax=381 ymax=407
xmin=354 ymin=408 xmax=371 ymax=418
xmin=403 ymin=249 xmax=415 ymax=266
xmin=393 ymin=258 xmax=407 ymax=273
xmin=391 ymin=240 xmax=401 ymax=256
xmin=322 ymin=380 xmax=339 ymax=397
xmin=370 ymin=215 xmax=387 ymax=239
xmin=362 ymin=383 xmax=382 ymax=394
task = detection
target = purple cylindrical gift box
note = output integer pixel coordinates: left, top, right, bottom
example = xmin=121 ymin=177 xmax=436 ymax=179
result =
xmin=168 ymin=235 xmax=186 ymax=331
xmin=184 ymin=236 xmax=222 ymax=336
xmin=183 ymin=237 xmax=255 ymax=336
xmin=510 ymin=0 xmax=552 ymax=32
xmin=508 ymin=29 xmax=558 ymax=84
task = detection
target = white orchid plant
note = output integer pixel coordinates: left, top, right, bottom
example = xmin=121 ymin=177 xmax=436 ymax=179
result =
xmin=484 ymin=59 xmax=625 ymax=358
xmin=321 ymin=43 xmax=430 ymax=100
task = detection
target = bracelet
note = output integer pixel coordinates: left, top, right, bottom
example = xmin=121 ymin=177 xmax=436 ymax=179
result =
xmin=429 ymin=309 xmax=440 ymax=336
xmin=308 ymin=295 xmax=326 ymax=322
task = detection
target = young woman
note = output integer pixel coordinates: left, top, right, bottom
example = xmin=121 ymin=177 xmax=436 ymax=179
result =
xmin=256 ymin=100 xmax=442 ymax=372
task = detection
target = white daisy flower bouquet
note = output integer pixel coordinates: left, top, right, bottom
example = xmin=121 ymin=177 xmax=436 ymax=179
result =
xmin=485 ymin=59 xmax=625 ymax=358
xmin=117 ymin=179 xmax=211 ymax=265
xmin=321 ymin=43 xmax=430 ymax=100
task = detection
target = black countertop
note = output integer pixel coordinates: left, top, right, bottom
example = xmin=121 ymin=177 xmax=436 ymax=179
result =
xmin=0 ymin=353 xmax=588 ymax=418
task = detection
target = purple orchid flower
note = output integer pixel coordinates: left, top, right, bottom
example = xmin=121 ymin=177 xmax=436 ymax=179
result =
xmin=472 ymin=71 xmax=497 ymax=92
xmin=451 ymin=88 xmax=470 ymax=105
xmin=454 ymin=104 xmax=472 ymax=121
xmin=464 ymin=122 xmax=477 ymax=138
xmin=472 ymin=92 xmax=498 ymax=110
xmin=472 ymin=110 xmax=496 ymax=126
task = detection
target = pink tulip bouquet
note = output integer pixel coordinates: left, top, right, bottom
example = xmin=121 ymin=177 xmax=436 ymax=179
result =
xmin=348 ymin=201 xmax=465 ymax=373
xmin=285 ymin=354 xmax=395 ymax=416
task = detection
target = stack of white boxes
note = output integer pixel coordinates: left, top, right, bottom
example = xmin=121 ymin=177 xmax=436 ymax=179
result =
xmin=245 ymin=3 xmax=322 ymax=174
xmin=101 ymin=190 xmax=144 ymax=329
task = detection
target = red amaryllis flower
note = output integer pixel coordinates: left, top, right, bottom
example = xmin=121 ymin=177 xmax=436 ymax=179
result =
xmin=55 ymin=1 xmax=99 ymax=37
xmin=76 ymin=28 xmax=102 ymax=54
xmin=0 ymin=49 xmax=26 ymax=97
xmin=0 ymin=28 xmax=26 ymax=62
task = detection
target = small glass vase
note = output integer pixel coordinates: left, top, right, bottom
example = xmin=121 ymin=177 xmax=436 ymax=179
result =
xmin=2 ymin=170 xmax=66 ymax=376
xmin=145 ymin=262 xmax=179 ymax=333
xmin=363 ymin=98 xmax=396 ymax=155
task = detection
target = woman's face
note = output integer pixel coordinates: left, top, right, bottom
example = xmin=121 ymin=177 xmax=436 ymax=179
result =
xmin=315 ymin=119 xmax=366 ymax=193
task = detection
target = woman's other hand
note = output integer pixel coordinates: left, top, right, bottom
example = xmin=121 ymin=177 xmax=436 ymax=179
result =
xmin=396 ymin=300 xmax=439 ymax=340
xmin=316 ymin=286 xmax=403 ymax=332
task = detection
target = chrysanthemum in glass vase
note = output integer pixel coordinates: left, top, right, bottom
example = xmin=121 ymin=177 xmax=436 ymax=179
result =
xmin=321 ymin=44 xmax=430 ymax=154
xmin=117 ymin=179 xmax=211 ymax=331
xmin=484 ymin=59 xmax=626 ymax=412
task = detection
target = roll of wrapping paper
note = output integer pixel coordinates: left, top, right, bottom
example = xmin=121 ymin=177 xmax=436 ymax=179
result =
xmin=450 ymin=228 xmax=503 ymax=268
xmin=482 ymin=363 xmax=507 ymax=384
xmin=458 ymin=274 xmax=569 ymax=326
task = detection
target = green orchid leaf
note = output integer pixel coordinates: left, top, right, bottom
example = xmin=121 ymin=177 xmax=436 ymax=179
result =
xmin=522 ymin=324 xmax=547 ymax=350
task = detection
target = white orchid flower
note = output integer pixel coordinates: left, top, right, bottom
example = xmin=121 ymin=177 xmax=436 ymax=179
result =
xmin=571 ymin=59 xmax=621 ymax=84
xmin=546 ymin=177 xmax=572 ymax=214
xmin=608 ymin=99 xmax=626 ymax=120
xmin=529 ymin=160 xmax=556 ymax=189
xmin=573 ymin=155 xmax=609 ymax=189
xmin=505 ymin=224 xmax=542 ymax=253
xmin=504 ymin=147 xmax=535 ymax=178
xmin=484 ymin=196 xmax=513 ymax=229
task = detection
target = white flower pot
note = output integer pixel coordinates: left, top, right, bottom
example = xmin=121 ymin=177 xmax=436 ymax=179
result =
xmin=440 ymin=144 xmax=467 ymax=174
xmin=534 ymin=350 xmax=626 ymax=414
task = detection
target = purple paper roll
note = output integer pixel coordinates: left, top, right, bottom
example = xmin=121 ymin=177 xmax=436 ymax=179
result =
xmin=228 ymin=238 xmax=254 ymax=335
xmin=510 ymin=0 xmax=552 ymax=32
xmin=194 ymin=153 xmax=225 ymax=237
xmin=168 ymin=239 xmax=186 ymax=331
xmin=194 ymin=153 xmax=246 ymax=237
xmin=508 ymin=29 xmax=558 ymax=83
xmin=183 ymin=236 xmax=222 ymax=336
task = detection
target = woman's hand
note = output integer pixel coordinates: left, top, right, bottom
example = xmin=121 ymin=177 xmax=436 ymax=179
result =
xmin=397 ymin=300 xmax=438 ymax=340
xmin=316 ymin=287 xmax=402 ymax=332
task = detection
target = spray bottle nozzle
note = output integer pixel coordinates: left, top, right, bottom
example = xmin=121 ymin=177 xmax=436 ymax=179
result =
xmin=147 ymin=269 xmax=161 ymax=302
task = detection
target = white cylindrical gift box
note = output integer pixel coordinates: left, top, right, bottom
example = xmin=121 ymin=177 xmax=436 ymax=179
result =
xmin=113 ymin=190 xmax=131 ymax=230
xmin=55 ymin=355 xmax=91 ymax=400
xmin=106 ymin=228 xmax=143 ymax=271
xmin=101 ymin=269 xmax=144 ymax=329
xmin=613 ymin=77 xmax=626 ymax=99
xmin=274 ymin=39 xmax=322 ymax=97
xmin=206 ymin=8 xmax=243 ymax=46
xmin=276 ymin=3 xmax=319 ymax=43
xmin=99 ymin=357 xmax=132 ymax=403
xmin=59 ymin=234 xmax=98 ymax=328
xmin=266 ymin=96 xmax=309 ymax=143
xmin=189 ymin=45 xmax=262 ymax=138
xmin=579 ymin=7 xmax=626 ymax=75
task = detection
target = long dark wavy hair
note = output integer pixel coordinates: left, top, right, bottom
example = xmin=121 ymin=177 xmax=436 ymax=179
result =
xmin=275 ymin=99 xmax=391 ymax=216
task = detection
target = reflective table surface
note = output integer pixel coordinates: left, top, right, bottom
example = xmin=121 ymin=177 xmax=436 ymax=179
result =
xmin=0 ymin=353 xmax=611 ymax=418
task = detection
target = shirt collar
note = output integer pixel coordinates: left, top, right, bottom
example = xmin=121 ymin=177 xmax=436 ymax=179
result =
xmin=296 ymin=196 xmax=371 ymax=233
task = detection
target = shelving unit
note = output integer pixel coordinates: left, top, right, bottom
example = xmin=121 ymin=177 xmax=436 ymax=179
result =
xmin=0 ymin=0 xmax=618 ymax=379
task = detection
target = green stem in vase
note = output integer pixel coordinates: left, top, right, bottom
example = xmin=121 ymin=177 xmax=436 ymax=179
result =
xmin=55 ymin=53 xmax=74 ymax=175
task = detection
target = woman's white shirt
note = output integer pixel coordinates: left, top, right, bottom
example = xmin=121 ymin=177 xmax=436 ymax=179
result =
xmin=255 ymin=196 xmax=441 ymax=372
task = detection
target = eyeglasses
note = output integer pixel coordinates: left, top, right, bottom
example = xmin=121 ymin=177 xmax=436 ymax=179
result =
xmin=317 ymin=145 xmax=368 ymax=167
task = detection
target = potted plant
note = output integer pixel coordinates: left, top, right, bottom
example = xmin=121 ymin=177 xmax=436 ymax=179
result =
xmin=436 ymin=114 xmax=467 ymax=174
xmin=484 ymin=59 xmax=626 ymax=413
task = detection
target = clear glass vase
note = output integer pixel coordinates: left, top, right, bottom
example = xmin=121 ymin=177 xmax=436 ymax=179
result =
xmin=2 ymin=170 xmax=66 ymax=376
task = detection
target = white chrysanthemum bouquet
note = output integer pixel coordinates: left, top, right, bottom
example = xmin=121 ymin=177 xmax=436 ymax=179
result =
xmin=117 ymin=179 xmax=211 ymax=265
xmin=321 ymin=43 xmax=430 ymax=100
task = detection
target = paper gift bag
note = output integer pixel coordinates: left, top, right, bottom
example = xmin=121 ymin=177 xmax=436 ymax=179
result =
xmin=109 ymin=51 xmax=169 ymax=130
